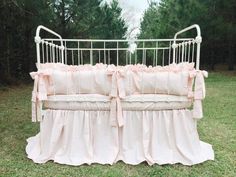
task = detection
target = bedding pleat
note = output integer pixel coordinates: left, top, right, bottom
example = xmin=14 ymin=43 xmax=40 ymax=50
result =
xmin=26 ymin=109 xmax=214 ymax=166
xmin=26 ymin=110 xmax=119 ymax=165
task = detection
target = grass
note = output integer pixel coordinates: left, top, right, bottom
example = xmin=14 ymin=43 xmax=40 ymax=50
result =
xmin=0 ymin=72 xmax=236 ymax=177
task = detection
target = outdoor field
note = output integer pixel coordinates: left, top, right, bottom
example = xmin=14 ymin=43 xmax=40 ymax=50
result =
xmin=0 ymin=72 xmax=235 ymax=177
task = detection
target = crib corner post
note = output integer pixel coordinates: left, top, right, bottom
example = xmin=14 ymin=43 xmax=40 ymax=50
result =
xmin=172 ymin=42 xmax=177 ymax=64
xmin=35 ymin=36 xmax=41 ymax=70
xmin=60 ymin=45 xmax=65 ymax=64
xmin=195 ymin=35 xmax=202 ymax=70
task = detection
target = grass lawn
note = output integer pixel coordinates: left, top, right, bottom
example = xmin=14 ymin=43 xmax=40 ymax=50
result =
xmin=0 ymin=72 xmax=236 ymax=177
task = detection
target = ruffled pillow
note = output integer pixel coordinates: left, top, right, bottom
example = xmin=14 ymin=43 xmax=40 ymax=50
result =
xmin=33 ymin=62 xmax=195 ymax=97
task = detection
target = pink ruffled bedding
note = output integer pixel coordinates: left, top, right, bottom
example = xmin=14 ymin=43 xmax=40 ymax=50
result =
xmin=30 ymin=62 xmax=207 ymax=123
xmin=27 ymin=62 xmax=213 ymax=166
xmin=26 ymin=109 xmax=214 ymax=166
xmin=37 ymin=62 xmax=195 ymax=72
xmin=32 ymin=62 xmax=196 ymax=97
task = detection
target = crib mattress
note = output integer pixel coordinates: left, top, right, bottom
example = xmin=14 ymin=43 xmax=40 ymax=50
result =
xmin=43 ymin=94 xmax=192 ymax=111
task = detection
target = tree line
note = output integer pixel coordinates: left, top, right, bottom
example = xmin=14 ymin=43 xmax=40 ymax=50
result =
xmin=140 ymin=0 xmax=236 ymax=70
xmin=0 ymin=0 xmax=235 ymax=85
xmin=0 ymin=0 xmax=126 ymax=85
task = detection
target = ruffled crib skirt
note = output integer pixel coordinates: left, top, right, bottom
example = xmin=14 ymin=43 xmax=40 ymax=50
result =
xmin=26 ymin=109 xmax=214 ymax=166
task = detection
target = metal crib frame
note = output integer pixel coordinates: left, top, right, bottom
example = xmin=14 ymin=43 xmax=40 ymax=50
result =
xmin=35 ymin=24 xmax=202 ymax=70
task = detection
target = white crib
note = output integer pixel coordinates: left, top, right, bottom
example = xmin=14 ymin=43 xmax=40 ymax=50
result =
xmin=26 ymin=24 xmax=214 ymax=166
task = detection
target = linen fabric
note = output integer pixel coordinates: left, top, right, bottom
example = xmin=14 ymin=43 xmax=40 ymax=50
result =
xmin=29 ymin=62 xmax=204 ymax=122
xmin=26 ymin=109 xmax=214 ymax=166
xmin=43 ymin=94 xmax=192 ymax=111
xmin=26 ymin=62 xmax=214 ymax=166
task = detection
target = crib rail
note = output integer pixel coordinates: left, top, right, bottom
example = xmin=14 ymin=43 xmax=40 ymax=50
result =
xmin=35 ymin=26 xmax=64 ymax=68
xmin=35 ymin=24 xmax=202 ymax=69
xmin=173 ymin=24 xmax=202 ymax=70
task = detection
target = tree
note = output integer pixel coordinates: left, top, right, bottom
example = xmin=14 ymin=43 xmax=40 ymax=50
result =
xmin=139 ymin=0 xmax=236 ymax=70
xmin=52 ymin=0 xmax=126 ymax=64
xmin=0 ymin=0 xmax=126 ymax=85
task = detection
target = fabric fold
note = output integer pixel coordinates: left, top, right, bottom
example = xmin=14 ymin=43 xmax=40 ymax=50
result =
xmin=30 ymin=64 xmax=208 ymax=123
xmin=26 ymin=109 xmax=214 ymax=166
xmin=27 ymin=63 xmax=213 ymax=166
xmin=107 ymin=69 xmax=126 ymax=127
xmin=30 ymin=70 xmax=51 ymax=122
xmin=193 ymin=70 xmax=208 ymax=119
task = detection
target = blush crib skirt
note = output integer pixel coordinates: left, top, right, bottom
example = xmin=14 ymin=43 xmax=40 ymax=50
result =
xmin=26 ymin=109 xmax=214 ymax=166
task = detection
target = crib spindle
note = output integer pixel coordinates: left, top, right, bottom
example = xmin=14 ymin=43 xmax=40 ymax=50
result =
xmin=81 ymin=50 xmax=83 ymax=65
xmin=65 ymin=41 xmax=67 ymax=64
xmin=181 ymin=43 xmax=184 ymax=62
xmin=168 ymin=41 xmax=171 ymax=64
xmin=108 ymin=50 xmax=111 ymax=65
xmin=188 ymin=41 xmax=191 ymax=62
xmin=153 ymin=49 xmax=155 ymax=66
xmin=191 ymin=41 xmax=195 ymax=63
xmin=162 ymin=49 xmax=165 ymax=66
xmin=77 ymin=42 xmax=80 ymax=65
xmin=129 ymin=51 xmax=131 ymax=64
xmin=72 ymin=50 xmax=74 ymax=65
xmin=155 ymin=42 xmax=158 ymax=66
xmin=116 ymin=42 xmax=119 ymax=65
xmin=179 ymin=45 xmax=181 ymax=63
xmin=99 ymin=50 xmax=101 ymax=63
xmin=175 ymin=45 xmax=178 ymax=63
xmin=46 ymin=42 xmax=49 ymax=63
xmin=42 ymin=41 xmax=45 ymax=63
xmin=104 ymin=42 xmax=106 ymax=64
xmin=90 ymin=42 xmax=93 ymax=65
xmin=58 ymin=47 xmax=60 ymax=63
xmin=142 ymin=42 xmax=145 ymax=65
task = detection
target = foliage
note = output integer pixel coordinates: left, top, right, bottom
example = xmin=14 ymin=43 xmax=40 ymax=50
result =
xmin=0 ymin=0 xmax=235 ymax=85
xmin=0 ymin=0 xmax=126 ymax=85
xmin=0 ymin=0 xmax=53 ymax=84
xmin=139 ymin=0 xmax=236 ymax=70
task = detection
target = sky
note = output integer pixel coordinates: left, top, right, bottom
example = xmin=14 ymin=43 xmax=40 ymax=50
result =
xmin=102 ymin=1 xmax=152 ymax=37
xmin=102 ymin=0 xmax=158 ymax=52
xmin=118 ymin=0 xmax=149 ymax=38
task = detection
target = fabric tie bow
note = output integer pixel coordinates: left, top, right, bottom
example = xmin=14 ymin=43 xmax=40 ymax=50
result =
xmin=107 ymin=68 xmax=126 ymax=127
xmin=30 ymin=70 xmax=51 ymax=122
xmin=192 ymin=70 xmax=208 ymax=119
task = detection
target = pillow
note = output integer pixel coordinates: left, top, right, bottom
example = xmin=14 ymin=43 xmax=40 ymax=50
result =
xmin=48 ymin=70 xmax=74 ymax=95
xmin=138 ymin=72 xmax=169 ymax=94
xmin=168 ymin=71 xmax=189 ymax=95
xmin=34 ymin=62 xmax=194 ymax=97
xmin=123 ymin=71 xmax=140 ymax=96
xmin=93 ymin=70 xmax=112 ymax=95
xmin=72 ymin=70 xmax=112 ymax=95
xmin=127 ymin=71 xmax=190 ymax=96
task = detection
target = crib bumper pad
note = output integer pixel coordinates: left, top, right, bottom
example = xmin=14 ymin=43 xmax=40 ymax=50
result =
xmin=30 ymin=64 xmax=207 ymax=124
